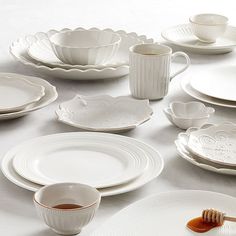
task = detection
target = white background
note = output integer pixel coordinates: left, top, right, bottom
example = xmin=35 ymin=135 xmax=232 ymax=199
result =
xmin=1 ymin=0 xmax=236 ymax=235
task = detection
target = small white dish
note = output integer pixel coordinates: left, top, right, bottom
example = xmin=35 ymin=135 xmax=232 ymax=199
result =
xmin=0 ymin=73 xmax=57 ymax=120
xmin=49 ymin=29 xmax=121 ymax=65
xmin=189 ymin=14 xmax=228 ymax=43
xmin=181 ymin=76 xmax=236 ymax=108
xmin=0 ymin=76 xmax=45 ymax=113
xmin=163 ymin=101 xmax=214 ymax=129
xmin=11 ymin=27 xmax=153 ymax=80
xmin=56 ymin=95 xmax=153 ymax=132
xmin=187 ymin=122 xmax=236 ymax=167
xmin=1 ymin=132 xmax=164 ymax=196
xmin=161 ymin=24 xmax=236 ymax=54
xmin=34 ymin=183 xmax=101 ymax=235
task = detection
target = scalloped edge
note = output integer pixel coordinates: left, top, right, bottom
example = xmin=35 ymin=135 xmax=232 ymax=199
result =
xmin=10 ymin=27 xmax=154 ymax=74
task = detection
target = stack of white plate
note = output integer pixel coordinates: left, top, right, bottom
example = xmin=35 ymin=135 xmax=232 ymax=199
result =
xmin=175 ymin=122 xmax=236 ymax=175
xmin=10 ymin=27 xmax=153 ymax=80
xmin=1 ymin=132 xmax=164 ymax=197
xmin=0 ymin=73 xmax=57 ymax=120
xmin=181 ymin=66 xmax=236 ymax=108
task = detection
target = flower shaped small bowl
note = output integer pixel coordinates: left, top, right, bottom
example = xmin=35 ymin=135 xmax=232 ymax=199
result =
xmin=49 ymin=29 xmax=121 ymax=65
xmin=163 ymin=101 xmax=215 ymax=129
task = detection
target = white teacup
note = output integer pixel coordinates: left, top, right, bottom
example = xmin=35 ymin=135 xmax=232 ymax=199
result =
xmin=129 ymin=43 xmax=190 ymax=100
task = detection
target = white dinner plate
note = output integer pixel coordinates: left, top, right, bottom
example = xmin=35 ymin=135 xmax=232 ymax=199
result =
xmin=181 ymin=76 xmax=236 ymax=108
xmin=0 ymin=73 xmax=57 ymax=120
xmin=10 ymin=27 xmax=153 ymax=80
xmin=28 ymin=33 xmax=143 ymax=70
xmin=162 ymin=24 xmax=236 ymax=54
xmin=56 ymin=95 xmax=153 ymax=132
xmin=13 ymin=133 xmax=149 ymax=188
xmin=92 ymin=190 xmax=236 ymax=235
xmin=0 ymin=75 xmax=45 ymax=113
xmin=190 ymin=67 xmax=236 ymax=102
xmin=1 ymin=133 xmax=164 ymax=197
xmin=175 ymin=132 xmax=236 ymax=175
xmin=187 ymin=123 xmax=236 ymax=167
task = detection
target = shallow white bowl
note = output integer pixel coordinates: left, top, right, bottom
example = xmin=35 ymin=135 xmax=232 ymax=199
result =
xmin=34 ymin=183 xmax=101 ymax=235
xmin=189 ymin=14 xmax=228 ymax=43
xmin=163 ymin=101 xmax=215 ymax=129
xmin=49 ymin=29 xmax=121 ymax=65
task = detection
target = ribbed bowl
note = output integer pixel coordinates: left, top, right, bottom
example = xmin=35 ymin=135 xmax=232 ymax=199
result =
xmin=34 ymin=183 xmax=101 ymax=235
xmin=50 ymin=29 xmax=121 ymax=65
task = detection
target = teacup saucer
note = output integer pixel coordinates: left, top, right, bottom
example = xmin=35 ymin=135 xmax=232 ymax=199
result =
xmin=162 ymin=24 xmax=236 ymax=54
xmin=28 ymin=33 xmax=143 ymax=70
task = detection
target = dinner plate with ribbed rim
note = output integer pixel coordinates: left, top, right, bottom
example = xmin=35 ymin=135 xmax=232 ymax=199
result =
xmin=162 ymin=24 xmax=236 ymax=54
xmin=0 ymin=73 xmax=58 ymax=120
xmin=91 ymin=190 xmax=236 ymax=235
xmin=27 ymin=31 xmax=143 ymax=70
xmin=12 ymin=133 xmax=149 ymax=188
xmin=0 ymin=75 xmax=45 ymax=113
xmin=181 ymin=76 xmax=236 ymax=108
xmin=10 ymin=27 xmax=153 ymax=80
xmin=1 ymin=133 xmax=164 ymax=197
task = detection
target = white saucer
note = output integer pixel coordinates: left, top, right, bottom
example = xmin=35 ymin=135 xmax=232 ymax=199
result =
xmin=28 ymin=33 xmax=143 ymax=70
xmin=0 ymin=73 xmax=57 ymax=120
xmin=0 ymin=76 xmax=45 ymax=113
xmin=92 ymin=190 xmax=236 ymax=235
xmin=13 ymin=133 xmax=149 ymax=188
xmin=56 ymin=95 xmax=153 ymax=132
xmin=1 ymin=132 xmax=164 ymax=197
xmin=162 ymin=24 xmax=236 ymax=54
xmin=10 ymin=28 xmax=153 ymax=80
xmin=181 ymin=76 xmax=236 ymax=108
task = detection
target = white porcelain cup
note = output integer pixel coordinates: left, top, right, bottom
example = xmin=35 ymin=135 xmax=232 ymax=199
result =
xmin=129 ymin=43 xmax=190 ymax=100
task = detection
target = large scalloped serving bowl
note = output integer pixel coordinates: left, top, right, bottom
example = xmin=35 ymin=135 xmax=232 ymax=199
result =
xmin=49 ymin=29 xmax=121 ymax=65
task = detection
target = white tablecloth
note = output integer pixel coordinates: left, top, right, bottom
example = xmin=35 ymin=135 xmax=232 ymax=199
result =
xmin=1 ymin=0 xmax=236 ymax=235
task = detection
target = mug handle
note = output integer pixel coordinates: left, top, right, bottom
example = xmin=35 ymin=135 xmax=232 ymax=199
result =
xmin=170 ymin=52 xmax=191 ymax=80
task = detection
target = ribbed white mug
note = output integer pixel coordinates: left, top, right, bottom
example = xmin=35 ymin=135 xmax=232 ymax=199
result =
xmin=129 ymin=43 xmax=190 ymax=100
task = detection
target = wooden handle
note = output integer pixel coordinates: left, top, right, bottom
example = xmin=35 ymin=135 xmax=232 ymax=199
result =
xmin=225 ymin=216 xmax=236 ymax=222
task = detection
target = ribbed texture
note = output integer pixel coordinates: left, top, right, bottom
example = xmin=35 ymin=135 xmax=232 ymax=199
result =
xmin=35 ymin=202 xmax=99 ymax=235
xmin=129 ymin=53 xmax=170 ymax=100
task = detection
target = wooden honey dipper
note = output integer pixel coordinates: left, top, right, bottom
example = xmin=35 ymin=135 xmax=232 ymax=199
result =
xmin=202 ymin=209 xmax=236 ymax=225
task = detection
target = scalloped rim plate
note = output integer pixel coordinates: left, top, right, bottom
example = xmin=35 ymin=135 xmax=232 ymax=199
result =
xmin=0 ymin=76 xmax=45 ymax=113
xmin=10 ymin=28 xmax=153 ymax=80
xmin=56 ymin=95 xmax=153 ymax=132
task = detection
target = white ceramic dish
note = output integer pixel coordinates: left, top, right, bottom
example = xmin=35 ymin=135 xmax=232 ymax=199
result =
xmin=0 ymin=73 xmax=57 ymax=120
xmin=1 ymin=132 xmax=164 ymax=197
xmin=56 ymin=95 xmax=153 ymax=132
xmin=164 ymin=101 xmax=214 ymax=129
xmin=162 ymin=24 xmax=236 ymax=54
xmin=91 ymin=190 xmax=236 ymax=235
xmin=189 ymin=14 xmax=228 ymax=43
xmin=13 ymin=133 xmax=149 ymax=188
xmin=175 ymin=132 xmax=236 ymax=175
xmin=181 ymin=76 xmax=236 ymax=108
xmin=187 ymin=123 xmax=236 ymax=167
xmin=0 ymin=76 xmax=45 ymax=113
xmin=34 ymin=183 xmax=101 ymax=235
xmin=50 ymin=29 xmax=121 ymax=65
xmin=190 ymin=67 xmax=236 ymax=102
xmin=10 ymin=27 xmax=153 ymax=80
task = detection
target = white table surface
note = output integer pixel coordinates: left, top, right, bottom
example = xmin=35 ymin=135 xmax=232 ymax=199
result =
xmin=1 ymin=0 xmax=236 ymax=235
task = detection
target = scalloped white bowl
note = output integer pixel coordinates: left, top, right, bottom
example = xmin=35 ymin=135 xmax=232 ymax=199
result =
xmin=50 ymin=30 xmax=121 ymax=65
